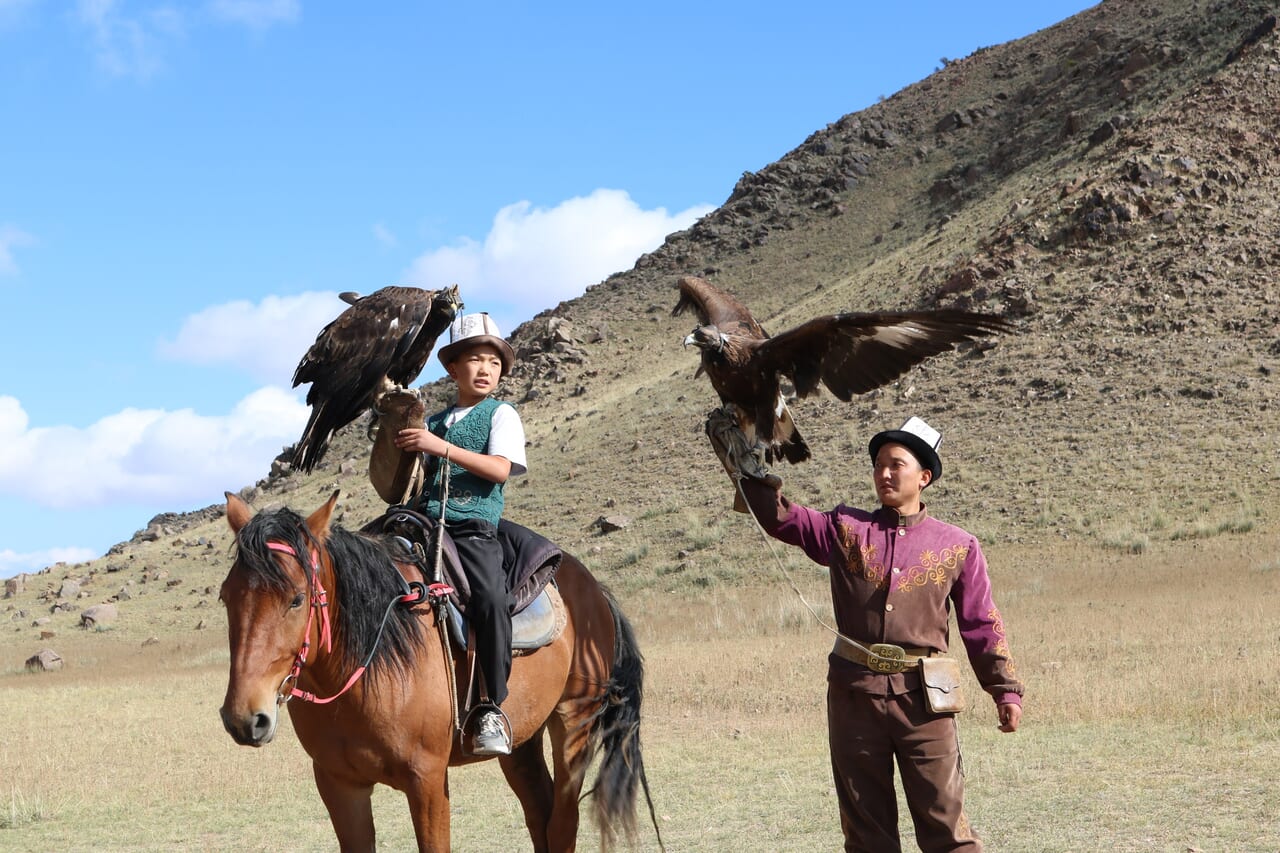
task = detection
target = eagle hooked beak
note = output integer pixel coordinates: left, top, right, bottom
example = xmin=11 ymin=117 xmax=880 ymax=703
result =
xmin=683 ymin=326 xmax=726 ymax=352
xmin=438 ymin=283 xmax=464 ymax=313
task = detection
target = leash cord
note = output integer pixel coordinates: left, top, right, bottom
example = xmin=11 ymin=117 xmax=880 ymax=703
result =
xmin=730 ymin=473 xmax=876 ymax=658
xmin=285 ymin=561 xmax=426 ymax=706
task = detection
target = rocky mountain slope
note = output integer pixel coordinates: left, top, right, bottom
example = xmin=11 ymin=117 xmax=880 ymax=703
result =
xmin=7 ymin=0 xmax=1279 ymax=644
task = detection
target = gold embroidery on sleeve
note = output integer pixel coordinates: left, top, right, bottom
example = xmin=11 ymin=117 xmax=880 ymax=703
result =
xmin=989 ymin=606 xmax=1018 ymax=673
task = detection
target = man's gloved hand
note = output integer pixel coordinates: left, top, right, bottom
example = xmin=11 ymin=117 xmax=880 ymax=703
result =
xmin=704 ymin=405 xmax=782 ymax=489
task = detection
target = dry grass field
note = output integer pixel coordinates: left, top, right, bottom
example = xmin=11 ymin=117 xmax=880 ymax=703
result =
xmin=4 ymin=528 xmax=1279 ymax=852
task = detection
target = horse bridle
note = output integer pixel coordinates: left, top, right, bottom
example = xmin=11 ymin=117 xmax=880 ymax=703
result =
xmin=265 ymin=539 xmax=443 ymax=706
xmin=266 ymin=541 xmax=337 ymax=705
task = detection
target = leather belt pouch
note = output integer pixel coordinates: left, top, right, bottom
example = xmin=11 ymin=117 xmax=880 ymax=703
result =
xmin=919 ymin=656 xmax=966 ymax=714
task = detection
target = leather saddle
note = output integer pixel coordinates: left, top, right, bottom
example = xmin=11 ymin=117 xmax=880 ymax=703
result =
xmin=363 ymin=508 xmax=564 ymax=651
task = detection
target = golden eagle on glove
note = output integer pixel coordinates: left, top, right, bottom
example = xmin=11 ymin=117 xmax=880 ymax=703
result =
xmin=290 ymin=284 xmax=463 ymax=472
xmin=674 ymin=275 xmax=1011 ymax=464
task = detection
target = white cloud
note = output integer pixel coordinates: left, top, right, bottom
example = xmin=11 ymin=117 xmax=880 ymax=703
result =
xmin=0 ymin=188 xmax=711 ymax=574
xmin=0 ymin=224 xmax=35 ymax=276
xmin=403 ymin=188 xmax=712 ymax=328
xmin=208 ymin=0 xmax=299 ymax=31
xmin=0 ymin=389 xmax=308 ymax=512
xmin=76 ymin=0 xmax=186 ymax=80
xmin=157 ymin=290 xmax=350 ymax=386
xmin=0 ymin=546 xmax=100 ymax=578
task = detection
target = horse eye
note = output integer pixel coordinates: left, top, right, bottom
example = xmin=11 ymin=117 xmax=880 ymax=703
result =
xmin=290 ymin=593 xmax=305 ymax=609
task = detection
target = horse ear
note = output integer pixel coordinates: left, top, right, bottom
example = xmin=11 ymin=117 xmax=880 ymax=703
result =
xmin=305 ymin=490 xmax=341 ymax=541
xmin=225 ymin=491 xmax=252 ymax=534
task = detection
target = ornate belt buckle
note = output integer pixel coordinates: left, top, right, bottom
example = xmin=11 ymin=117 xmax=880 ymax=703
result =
xmin=867 ymin=643 xmax=908 ymax=674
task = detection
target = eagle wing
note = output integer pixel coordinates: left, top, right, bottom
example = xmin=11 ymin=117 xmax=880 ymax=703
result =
xmin=755 ymin=309 xmax=1013 ymax=401
xmin=385 ymin=284 xmax=463 ymax=386
xmin=675 ymin=274 xmax=1012 ymax=468
xmin=671 ymin=275 xmax=767 ymax=338
xmin=290 ymin=285 xmax=461 ymax=472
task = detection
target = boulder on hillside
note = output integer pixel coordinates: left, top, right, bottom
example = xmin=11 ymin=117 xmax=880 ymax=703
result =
xmin=80 ymin=603 xmax=119 ymax=630
xmin=4 ymin=575 xmax=24 ymax=598
xmin=547 ymin=316 xmax=575 ymax=344
xmin=25 ymin=648 xmax=63 ymax=672
xmin=58 ymin=579 xmax=81 ymax=600
xmin=593 ymin=515 xmax=632 ymax=534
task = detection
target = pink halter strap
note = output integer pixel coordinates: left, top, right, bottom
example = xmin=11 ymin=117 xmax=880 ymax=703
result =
xmin=262 ymin=539 xmax=442 ymax=705
xmin=266 ymin=540 xmax=337 ymax=701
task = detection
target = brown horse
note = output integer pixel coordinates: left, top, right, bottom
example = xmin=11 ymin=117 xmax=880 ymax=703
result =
xmin=218 ymin=491 xmax=655 ymax=852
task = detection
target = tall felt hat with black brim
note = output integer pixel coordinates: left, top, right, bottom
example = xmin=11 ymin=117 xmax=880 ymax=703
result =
xmin=436 ymin=312 xmax=516 ymax=377
xmin=868 ymin=416 xmax=943 ymax=485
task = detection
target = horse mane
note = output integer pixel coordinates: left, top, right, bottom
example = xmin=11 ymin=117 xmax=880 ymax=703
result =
xmin=234 ymin=507 xmax=428 ymax=688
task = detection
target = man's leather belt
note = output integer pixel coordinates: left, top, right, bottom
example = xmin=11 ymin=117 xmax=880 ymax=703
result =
xmin=832 ymin=636 xmax=933 ymax=674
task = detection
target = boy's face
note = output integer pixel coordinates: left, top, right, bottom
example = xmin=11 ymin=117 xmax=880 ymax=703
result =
xmin=446 ymin=343 xmax=505 ymax=405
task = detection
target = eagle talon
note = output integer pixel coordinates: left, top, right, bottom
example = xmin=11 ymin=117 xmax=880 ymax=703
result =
xmin=370 ymin=387 xmax=424 ymax=441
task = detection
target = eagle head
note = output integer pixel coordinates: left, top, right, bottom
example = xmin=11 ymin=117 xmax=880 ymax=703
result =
xmin=683 ymin=324 xmax=728 ymax=352
xmin=434 ymin=284 xmax=464 ymax=318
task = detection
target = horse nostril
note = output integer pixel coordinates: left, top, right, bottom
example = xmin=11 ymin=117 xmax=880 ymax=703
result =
xmin=251 ymin=712 xmax=273 ymax=739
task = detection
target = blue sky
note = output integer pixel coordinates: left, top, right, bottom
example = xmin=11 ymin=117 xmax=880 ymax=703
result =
xmin=0 ymin=0 xmax=1095 ymax=577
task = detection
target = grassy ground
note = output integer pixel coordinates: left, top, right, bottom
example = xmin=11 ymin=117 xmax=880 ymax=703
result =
xmin=4 ymin=530 xmax=1279 ymax=852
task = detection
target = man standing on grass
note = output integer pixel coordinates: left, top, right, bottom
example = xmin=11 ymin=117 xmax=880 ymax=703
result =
xmin=708 ymin=411 xmax=1023 ymax=852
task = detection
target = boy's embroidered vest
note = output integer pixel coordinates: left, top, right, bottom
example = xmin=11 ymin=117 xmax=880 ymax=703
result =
xmin=417 ymin=397 xmax=510 ymax=525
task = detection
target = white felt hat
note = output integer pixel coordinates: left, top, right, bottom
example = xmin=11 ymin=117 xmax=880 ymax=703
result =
xmin=436 ymin=312 xmax=516 ymax=376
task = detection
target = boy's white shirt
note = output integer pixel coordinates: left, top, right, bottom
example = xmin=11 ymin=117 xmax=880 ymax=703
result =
xmin=442 ymin=403 xmax=528 ymax=477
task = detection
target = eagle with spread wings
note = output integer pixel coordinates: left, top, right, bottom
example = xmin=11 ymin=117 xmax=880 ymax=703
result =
xmin=674 ymin=276 xmax=1012 ymax=464
xmin=290 ymin=284 xmax=463 ymax=472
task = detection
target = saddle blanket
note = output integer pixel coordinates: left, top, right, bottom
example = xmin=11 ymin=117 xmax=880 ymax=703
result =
xmin=446 ymin=583 xmax=566 ymax=652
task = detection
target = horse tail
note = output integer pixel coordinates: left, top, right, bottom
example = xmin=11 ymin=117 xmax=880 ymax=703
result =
xmin=591 ymin=587 xmax=664 ymax=852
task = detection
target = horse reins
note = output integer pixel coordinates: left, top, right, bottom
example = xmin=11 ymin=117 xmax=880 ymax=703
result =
xmin=265 ymin=540 xmax=439 ymax=706
xmin=431 ymin=445 xmax=465 ymax=737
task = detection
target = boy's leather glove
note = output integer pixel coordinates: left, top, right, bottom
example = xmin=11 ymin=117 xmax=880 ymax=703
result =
xmin=369 ymin=389 xmax=426 ymax=505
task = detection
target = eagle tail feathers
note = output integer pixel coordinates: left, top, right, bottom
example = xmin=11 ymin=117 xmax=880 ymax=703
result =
xmin=291 ymin=405 xmax=336 ymax=473
xmin=769 ymin=401 xmax=811 ymax=465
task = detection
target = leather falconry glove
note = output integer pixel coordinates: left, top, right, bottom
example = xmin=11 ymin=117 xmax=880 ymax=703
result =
xmin=705 ymin=405 xmax=782 ymax=513
xmin=369 ymin=388 xmax=428 ymax=505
